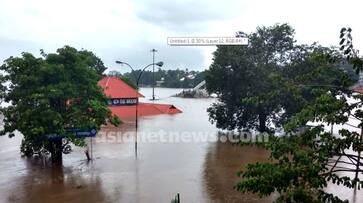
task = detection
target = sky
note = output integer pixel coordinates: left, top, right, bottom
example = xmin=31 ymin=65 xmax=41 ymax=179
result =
xmin=0 ymin=0 xmax=362 ymax=73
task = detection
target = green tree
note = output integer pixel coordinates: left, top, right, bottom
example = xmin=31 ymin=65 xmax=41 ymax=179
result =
xmin=235 ymin=28 xmax=363 ymax=203
xmin=206 ymin=24 xmax=295 ymax=132
xmin=205 ymin=24 xmax=351 ymax=132
xmin=0 ymin=46 xmax=120 ymax=163
xmin=268 ymin=44 xmax=352 ymax=127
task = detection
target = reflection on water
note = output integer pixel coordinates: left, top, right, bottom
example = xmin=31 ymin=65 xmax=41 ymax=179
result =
xmin=0 ymin=135 xmax=111 ymax=203
xmin=14 ymin=159 xmax=109 ymax=203
xmin=203 ymin=142 xmax=275 ymax=202
xmin=0 ymin=88 xmax=362 ymax=202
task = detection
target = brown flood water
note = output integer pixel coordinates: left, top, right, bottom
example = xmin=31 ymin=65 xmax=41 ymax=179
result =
xmin=0 ymin=88 xmax=361 ymax=203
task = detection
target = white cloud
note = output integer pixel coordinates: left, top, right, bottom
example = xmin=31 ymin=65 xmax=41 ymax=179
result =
xmin=0 ymin=0 xmax=362 ymax=72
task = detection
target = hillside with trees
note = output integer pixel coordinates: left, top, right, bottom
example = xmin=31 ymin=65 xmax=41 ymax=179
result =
xmin=108 ymin=69 xmax=206 ymax=89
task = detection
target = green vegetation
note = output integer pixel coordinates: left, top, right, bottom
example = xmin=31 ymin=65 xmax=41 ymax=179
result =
xmin=236 ymin=69 xmax=361 ymax=202
xmin=108 ymin=69 xmax=205 ymax=89
xmin=207 ymin=25 xmax=363 ymax=202
xmin=206 ymin=24 xmax=363 ymax=202
xmin=205 ymin=24 xmax=352 ymax=132
xmin=0 ymin=46 xmax=120 ymax=163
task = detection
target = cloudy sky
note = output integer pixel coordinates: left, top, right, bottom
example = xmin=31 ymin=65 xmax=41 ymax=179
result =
xmin=0 ymin=0 xmax=362 ymax=73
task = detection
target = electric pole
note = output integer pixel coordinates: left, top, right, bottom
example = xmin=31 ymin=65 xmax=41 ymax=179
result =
xmin=151 ymin=49 xmax=157 ymax=100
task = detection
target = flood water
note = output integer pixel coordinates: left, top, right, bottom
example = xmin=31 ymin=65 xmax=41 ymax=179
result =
xmin=0 ymin=88 xmax=361 ymax=202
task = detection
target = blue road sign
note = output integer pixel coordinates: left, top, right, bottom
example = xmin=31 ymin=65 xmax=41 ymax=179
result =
xmin=47 ymin=133 xmax=62 ymax=141
xmin=72 ymin=128 xmax=97 ymax=138
xmin=66 ymin=128 xmax=97 ymax=138
xmin=47 ymin=128 xmax=97 ymax=140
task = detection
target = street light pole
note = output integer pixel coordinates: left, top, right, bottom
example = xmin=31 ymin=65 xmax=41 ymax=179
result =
xmin=151 ymin=49 xmax=157 ymax=100
xmin=115 ymin=60 xmax=163 ymax=158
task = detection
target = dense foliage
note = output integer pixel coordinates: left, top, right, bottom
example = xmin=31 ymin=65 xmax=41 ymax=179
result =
xmin=235 ymin=28 xmax=363 ymax=202
xmin=205 ymin=24 xmax=352 ymax=132
xmin=0 ymin=46 xmax=120 ymax=162
xmin=109 ymin=69 xmax=206 ymax=89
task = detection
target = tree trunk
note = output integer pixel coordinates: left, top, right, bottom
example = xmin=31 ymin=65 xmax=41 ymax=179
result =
xmin=258 ymin=113 xmax=267 ymax=132
xmin=50 ymin=139 xmax=63 ymax=164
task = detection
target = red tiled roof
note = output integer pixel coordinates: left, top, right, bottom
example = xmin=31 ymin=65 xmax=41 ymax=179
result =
xmin=98 ymin=76 xmax=144 ymax=99
xmin=110 ymin=102 xmax=182 ymax=119
xmin=98 ymin=76 xmax=182 ymax=120
xmin=352 ymin=86 xmax=363 ymax=94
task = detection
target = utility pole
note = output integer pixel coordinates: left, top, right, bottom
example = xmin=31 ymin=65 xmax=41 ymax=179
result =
xmin=151 ymin=49 xmax=157 ymax=100
xmin=116 ymin=60 xmax=164 ymax=159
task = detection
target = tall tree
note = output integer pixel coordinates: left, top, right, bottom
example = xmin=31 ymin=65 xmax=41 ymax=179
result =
xmin=0 ymin=46 xmax=120 ymax=163
xmin=206 ymin=24 xmax=295 ymax=132
xmin=269 ymin=44 xmax=352 ymax=127
xmin=235 ymin=28 xmax=362 ymax=203
xmin=205 ymin=24 xmax=351 ymax=132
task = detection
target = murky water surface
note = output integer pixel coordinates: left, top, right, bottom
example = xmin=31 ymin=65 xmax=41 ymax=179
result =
xmin=0 ymin=88 xmax=361 ymax=202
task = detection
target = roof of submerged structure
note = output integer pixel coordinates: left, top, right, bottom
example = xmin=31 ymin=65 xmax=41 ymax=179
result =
xmin=98 ymin=76 xmax=182 ymax=120
xmin=98 ymin=76 xmax=144 ymax=99
xmin=110 ymin=103 xmax=182 ymax=119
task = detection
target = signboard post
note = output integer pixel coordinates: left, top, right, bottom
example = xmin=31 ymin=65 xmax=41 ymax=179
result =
xmin=46 ymin=128 xmax=97 ymax=161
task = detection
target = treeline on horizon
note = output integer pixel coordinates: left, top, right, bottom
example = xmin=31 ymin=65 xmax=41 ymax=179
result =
xmin=107 ymin=69 xmax=206 ymax=89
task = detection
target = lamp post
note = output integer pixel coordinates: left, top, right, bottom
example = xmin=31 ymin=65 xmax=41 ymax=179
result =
xmin=151 ymin=49 xmax=158 ymax=100
xmin=115 ymin=60 xmax=164 ymax=158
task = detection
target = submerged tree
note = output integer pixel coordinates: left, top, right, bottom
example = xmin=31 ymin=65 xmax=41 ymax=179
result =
xmin=236 ymin=28 xmax=363 ymax=202
xmin=205 ymin=24 xmax=351 ymax=132
xmin=0 ymin=46 xmax=120 ymax=163
xmin=206 ymin=24 xmax=294 ymax=132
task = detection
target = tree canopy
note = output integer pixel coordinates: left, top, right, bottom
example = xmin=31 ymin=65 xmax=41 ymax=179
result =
xmin=0 ymin=46 xmax=120 ymax=162
xmin=235 ymin=28 xmax=363 ymax=202
xmin=205 ymin=24 xmax=352 ymax=132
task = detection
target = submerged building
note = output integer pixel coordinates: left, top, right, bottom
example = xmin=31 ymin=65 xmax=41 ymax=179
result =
xmin=98 ymin=76 xmax=182 ymax=120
